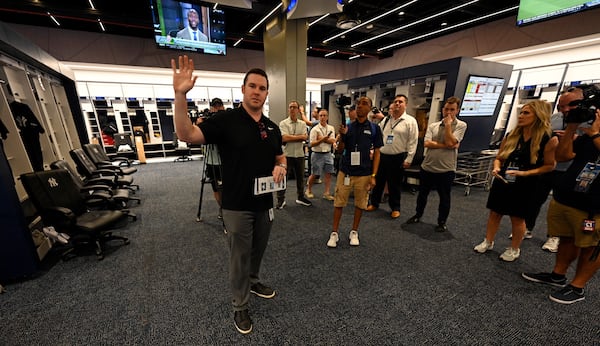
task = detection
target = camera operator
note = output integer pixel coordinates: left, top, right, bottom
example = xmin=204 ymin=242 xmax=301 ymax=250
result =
xmin=196 ymin=98 xmax=225 ymax=219
xmin=523 ymin=84 xmax=600 ymax=304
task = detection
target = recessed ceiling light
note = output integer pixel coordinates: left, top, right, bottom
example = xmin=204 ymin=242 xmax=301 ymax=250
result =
xmin=441 ymin=22 xmax=447 ymax=26
xmin=398 ymin=11 xmax=405 ymax=16
xmin=366 ymin=24 xmax=374 ymax=29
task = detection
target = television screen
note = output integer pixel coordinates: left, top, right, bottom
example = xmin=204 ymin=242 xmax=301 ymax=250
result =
xmin=517 ymin=0 xmax=600 ymax=26
xmin=460 ymin=75 xmax=506 ymax=117
xmin=151 ymin=0 xmax=226 ymax=55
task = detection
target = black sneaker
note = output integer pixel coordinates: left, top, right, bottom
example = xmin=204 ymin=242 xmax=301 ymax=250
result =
xmin=435 ymin=223 xmax=448 ymax=232
xmin=521 ymin=272 xmax=567 ymax=288
xmin=275 ymin=200 xmax=286 ymax=209
xmin=250 ymin=282 xmax=276 ymax=299
xmin=405 ymin=215 xmax=420 ymax=224
xmin=549 ymin=285 xmax=585 ymax=304
xmin=295 ymin=196 xmax=312 ymax=206
xmin=234 ymin=309 xmax=252 ymax=334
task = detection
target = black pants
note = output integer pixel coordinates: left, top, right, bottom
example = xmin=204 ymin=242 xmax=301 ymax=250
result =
xmin=525 ymin=170 xmax=565 ymax=231
xmin=415 ymin=169 xmax=455 ymax=224
xmin=370 ymin=152 xmax=407 ymax=211
xmin=277 ymin=156 xmax=305 ymax=201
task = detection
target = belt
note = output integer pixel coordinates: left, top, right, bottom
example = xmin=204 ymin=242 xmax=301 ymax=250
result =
xmin=313 ymin=151 xmax=330 ymax=153
xmin=381 ymin=152 xmax=407 ymax=156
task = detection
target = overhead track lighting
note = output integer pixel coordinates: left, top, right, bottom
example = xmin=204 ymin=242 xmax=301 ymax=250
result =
xmin=233 ymin=38 xmax=244 ymax=46
xmin=47 ymin=12 xmax=60 ymax=26
xmin=324 ymin=50 xmax=338 ymax=57
xmin=98 ymin=18 xmax=105 ymax=32
xmin=88 ymin=0 xmax=96 ymax=10
xmin=308 ymin=13 xmax=329 ymax=27
xmin=352 ymin=0 xmax=478 ymax=47
xmin=249 ymin=3 xmax=283 ymax=33
xmin=378 ymin=5 xmax=518 ymax=52
xmin=323 ymin=0 xmax=417 ymax=44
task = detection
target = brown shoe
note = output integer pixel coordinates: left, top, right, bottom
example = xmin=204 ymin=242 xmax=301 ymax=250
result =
xmin=391 ymin=211 xmax=401 ymax=219
xmin=366 ymin=205 xmax=378 ymax=211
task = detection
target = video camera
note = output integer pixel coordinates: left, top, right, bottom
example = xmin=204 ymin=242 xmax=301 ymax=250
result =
xmin=565 ymin=84 xmax=600 ymax=123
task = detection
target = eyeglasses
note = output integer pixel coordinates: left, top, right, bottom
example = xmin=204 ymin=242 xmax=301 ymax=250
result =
xmin=258 ymin=121 xmax=268 ymax=140
xmin=289 ymin=105 xmax=299 ymax=109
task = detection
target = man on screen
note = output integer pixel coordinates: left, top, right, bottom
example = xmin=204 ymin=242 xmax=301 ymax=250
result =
xmin=176 ymin=9 xmax=208 ymax=42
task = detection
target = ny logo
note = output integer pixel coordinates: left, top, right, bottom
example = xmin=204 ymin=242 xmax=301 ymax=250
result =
xmin=47 ymin=177 xmax=59 ymax=188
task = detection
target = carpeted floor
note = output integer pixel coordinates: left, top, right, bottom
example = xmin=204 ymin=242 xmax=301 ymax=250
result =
xmin=1 ymin=160 xmax=599 ymax=345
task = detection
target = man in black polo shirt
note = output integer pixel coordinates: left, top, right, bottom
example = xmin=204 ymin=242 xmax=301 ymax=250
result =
xmin=172 ymin=55 xmax=287 ymax=334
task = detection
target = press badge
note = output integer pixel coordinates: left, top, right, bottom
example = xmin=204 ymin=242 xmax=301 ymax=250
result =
xmin=344 ymin=175 xmax=351 ymax=186
xmin=351 ymin=151 xmax=360 ymax=166
xmin=582 ymin=218 xmax=595 ymax=233
xmin=386 ymin=135 xmax=394 ymax=144
xmin=574 ymin=162 xmax=600 ymax=193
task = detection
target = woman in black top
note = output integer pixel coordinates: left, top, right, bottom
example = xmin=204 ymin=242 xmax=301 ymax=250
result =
xmin=474 ymin=100 xmax=558 ymax=262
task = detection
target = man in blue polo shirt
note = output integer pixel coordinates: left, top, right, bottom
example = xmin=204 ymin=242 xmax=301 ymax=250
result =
xmin=327 ymin=96 xmax=383 ymax=248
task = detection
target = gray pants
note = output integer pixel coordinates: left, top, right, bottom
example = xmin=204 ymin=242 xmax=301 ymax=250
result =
xmin=222 ymin=209 xmax=273 ymax=311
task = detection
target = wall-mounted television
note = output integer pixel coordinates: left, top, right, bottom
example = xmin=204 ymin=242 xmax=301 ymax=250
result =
xmin=460 ymin=75 xmax=506 ymax=117
xmin=151 ymin=0 xmax=226 ymax=55
xmin=517 ymin=0 xmax=600 ymax=26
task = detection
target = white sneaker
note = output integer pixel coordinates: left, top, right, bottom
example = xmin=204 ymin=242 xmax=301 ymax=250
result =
xmin=524 ymin=230 xmax=533 ymax=239
xmin=474 ymin=239 xmax=494 ymax=253
xmin=327 ymin=232 xmax=339 ymax=248
xmin=542 ymin=237 xmax=560 ymax=253
xmin=349 ymin=230 xmax=359 ymax=246
xmin=499 ymin=247 xmax=520 ymax=262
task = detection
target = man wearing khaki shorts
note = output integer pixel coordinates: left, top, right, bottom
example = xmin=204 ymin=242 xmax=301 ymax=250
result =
xmin=327 ymin=96 xmax=383 ymax=248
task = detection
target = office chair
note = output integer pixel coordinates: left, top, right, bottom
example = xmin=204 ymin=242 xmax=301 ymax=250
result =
xmin=70 ymin=148 xmax=140 ymax=191
xmin=50 ymin=160 xmax=140 ymax=210
xmin=173 ymin=132 xmax=192 ymax=162
xmin=83 ymin=143 xmax=138 ymax=175
xmin=403 ymin=138 xmax=425 ymax=194
xmin=83 ymin=143 xmax=134 ymax=167
xmin=20 ymin=169 xmax=131 ymax=260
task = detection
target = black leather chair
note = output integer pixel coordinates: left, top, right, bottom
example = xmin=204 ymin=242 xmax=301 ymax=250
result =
xmin=20 ymin=169 xmax=131 ymax=260
xmin=70 ymin=148 xmax=139 ymax=191
xmin=50 ymin=160 xmax=140 ymax=209
xmin=83 ymin=143 xmax=134 ymax=168
xmin=173 ymin=132 xmax=192 ymax=162
xmin=404 ymin=137 xmax=425 ymax=194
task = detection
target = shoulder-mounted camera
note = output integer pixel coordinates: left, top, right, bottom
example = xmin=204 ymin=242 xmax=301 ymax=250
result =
xmin=565 ymin=84 xmax=600 ymax=123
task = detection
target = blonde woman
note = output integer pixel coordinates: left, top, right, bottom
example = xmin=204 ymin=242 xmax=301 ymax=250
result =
xmin=474 ymin=100 xmax=558 ymax=261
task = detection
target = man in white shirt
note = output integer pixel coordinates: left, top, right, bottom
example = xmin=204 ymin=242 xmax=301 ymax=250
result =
xmin=306 ymin=109 xmax=336 ymax=200
xmin=176 ymin=9 xmax=208 ymax=42
xmin=276 ymin=100 xmax=312 ymax=208
xmin=367 ymin=95 xmax=418 ymax=219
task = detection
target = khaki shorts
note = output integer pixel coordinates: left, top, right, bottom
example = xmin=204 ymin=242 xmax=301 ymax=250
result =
xmin=333 ymin=172 xmax=371 ymax=210
xmin=547 ymin=199 xmax=600 ymax=248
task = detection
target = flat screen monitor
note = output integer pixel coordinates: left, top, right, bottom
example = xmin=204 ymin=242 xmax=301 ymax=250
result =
xmin=151 ymin=0 xmax=226 ymax=55
xmin=460 ymin=75 xmax=506 ymax=117
xmin=517 ymin=0 xmax=600 ymax=26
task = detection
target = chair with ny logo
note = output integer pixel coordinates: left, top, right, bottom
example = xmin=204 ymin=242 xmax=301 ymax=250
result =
xmin=20 ymin=169 xmax=131 ymax=260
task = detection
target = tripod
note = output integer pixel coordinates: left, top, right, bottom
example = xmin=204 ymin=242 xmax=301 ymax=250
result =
xmin=196 ymin=143 xmax=224 ymax=224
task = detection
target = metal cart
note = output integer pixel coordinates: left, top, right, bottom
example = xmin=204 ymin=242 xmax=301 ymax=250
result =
xmin=454 ymin=151 xmax=497 ymax=195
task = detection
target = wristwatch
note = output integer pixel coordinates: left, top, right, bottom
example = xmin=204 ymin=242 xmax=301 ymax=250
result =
xmin=278 ymin=163 xmax=287 ymax=169
xmin=590 ymin=133 xmax=600 ymax=140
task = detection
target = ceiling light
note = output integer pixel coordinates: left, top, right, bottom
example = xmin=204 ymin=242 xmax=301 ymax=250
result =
xmin=378 ymin=5 xmax=518 ymax=52
xmin=349 ymin=54 xmax=361 ymax=60
xmin=352 ymin=0 xmax=478 ymax=48
xmin=213 ymin=3 xmax=219 ymax=10
xmin=324 ymin=0 xmax=417 ymax=43
xmin=324 ymin=50 xmax=338 ymax=57
xmin=233 ymin=38 xmax=244 ymax=46
xmin=249 ymin=3 xmax=283 ymax=33
xmin=98 ymin=18 xmax=105 ymax=31
xmin=309 ymin=13 xmax=329 ymax=27
xmin=336 ymin=14 xmax=361 ymax=29
xmin=441 ymin=22 xmax=447 ymax=26
xmin=365 ymin=24 xmax=374 ymax=29
xmin=47 ymin=12 xmax=60 ymax=26
xmin=88 ymin=0 xmax=96 ymax=10
xmin=398 ymin=11 xmax=405 ymax=16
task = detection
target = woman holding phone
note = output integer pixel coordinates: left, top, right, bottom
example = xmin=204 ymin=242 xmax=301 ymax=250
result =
xmin=474 ymin=100 xmax=558 ymax=261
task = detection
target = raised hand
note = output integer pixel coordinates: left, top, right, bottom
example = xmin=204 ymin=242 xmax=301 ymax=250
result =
xmin=172 ymin=55 xmax=198 ymax=95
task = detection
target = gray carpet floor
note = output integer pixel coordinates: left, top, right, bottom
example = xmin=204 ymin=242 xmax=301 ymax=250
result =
xmin=1 ymin=160 xmax=599 ymax=345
